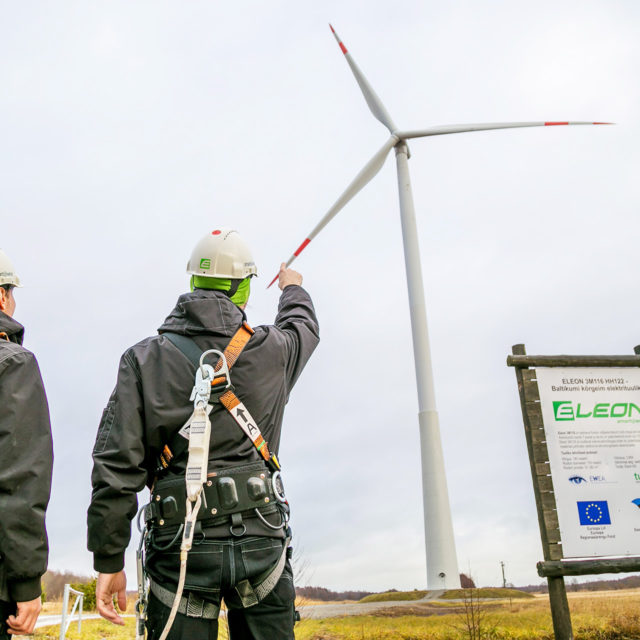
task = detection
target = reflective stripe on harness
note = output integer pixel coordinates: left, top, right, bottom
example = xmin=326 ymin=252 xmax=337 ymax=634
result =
xmin=162 ymin=323 xmax=280 ymax=471
xmin=150 ymin=581 xmax=220 ymax=619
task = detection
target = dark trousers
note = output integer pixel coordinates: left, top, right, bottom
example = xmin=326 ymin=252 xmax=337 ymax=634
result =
xmin=145 ymin=536 xmax=296 ymax=640
xmin=0 ymin=601 xmax=16 ymax=640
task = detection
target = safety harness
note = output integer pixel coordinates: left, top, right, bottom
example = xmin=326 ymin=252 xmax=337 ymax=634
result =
xmin=158 ymin=322 xmax=281 ymax=475
xmin=135 ymin=322 xmax=291 ymax=640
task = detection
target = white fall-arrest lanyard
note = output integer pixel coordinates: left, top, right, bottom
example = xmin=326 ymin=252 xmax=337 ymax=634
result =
xmin=137 ymin=348 xmax=230 ymax=640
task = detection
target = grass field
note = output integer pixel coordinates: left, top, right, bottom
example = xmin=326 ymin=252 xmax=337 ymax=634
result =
xmin=32 ymin=589 xmax=640 ymax=639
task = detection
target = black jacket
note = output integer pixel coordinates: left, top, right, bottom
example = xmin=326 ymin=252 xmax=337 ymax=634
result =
xmin=0 ymin=312 xmax=53 ymax=602
xmin=87 ymin=285 xmax=319 ymax=573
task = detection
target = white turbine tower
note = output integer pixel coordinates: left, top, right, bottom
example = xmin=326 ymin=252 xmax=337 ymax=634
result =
xmin=269 ymin=25 xmax=610 ymax=590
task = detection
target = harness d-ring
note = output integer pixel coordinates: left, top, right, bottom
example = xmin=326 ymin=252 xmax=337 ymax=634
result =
xmin=271 ymin=470 xmax=286 ymax=503
xmin=230 ymin=523 xmax=247 ymax=537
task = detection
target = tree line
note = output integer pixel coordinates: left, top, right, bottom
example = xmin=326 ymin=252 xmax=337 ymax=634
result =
xmin=515 ymin=574 xmax=640 ymax=593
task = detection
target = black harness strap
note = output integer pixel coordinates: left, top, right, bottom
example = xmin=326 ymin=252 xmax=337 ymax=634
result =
xmin=157 ymin=333 xmax=211 ymax=471
xmin=163 ymin=332 xmax=204 ymax=369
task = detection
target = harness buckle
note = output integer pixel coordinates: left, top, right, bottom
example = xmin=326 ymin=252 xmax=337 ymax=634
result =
xmin=209 ymin=382 xmax=235 ymax=404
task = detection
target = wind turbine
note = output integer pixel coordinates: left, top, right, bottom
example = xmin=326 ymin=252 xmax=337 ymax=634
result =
xmin=269 ymin=25 xmax=610 ymax=590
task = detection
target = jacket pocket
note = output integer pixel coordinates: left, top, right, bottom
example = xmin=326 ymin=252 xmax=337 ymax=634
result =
xmin=146 ymin=540 xmax=225 ymax=594
xmin=183 ymin=543 xmax=225 ymax=593
xmin=93 ymin=401 xmax=115 ymax=454
xmin=240 ymin=537 xmax=285 ymax=580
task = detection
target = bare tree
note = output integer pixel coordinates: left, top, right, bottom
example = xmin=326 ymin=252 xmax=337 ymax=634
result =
xmin=450 ymin=573 xmax=490 ymax=640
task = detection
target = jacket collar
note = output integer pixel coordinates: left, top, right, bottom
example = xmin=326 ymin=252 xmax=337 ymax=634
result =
xmin=0 ymin=311 xmax=25 ymax=345
xmin=158 ymin=289 xmax=246 ymax=338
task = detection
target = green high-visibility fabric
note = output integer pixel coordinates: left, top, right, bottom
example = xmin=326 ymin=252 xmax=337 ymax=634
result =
xmin=191 ymin=275 xmax=251 ymax=306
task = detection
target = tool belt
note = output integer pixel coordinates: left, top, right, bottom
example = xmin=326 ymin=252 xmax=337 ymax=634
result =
xmin=146 ymin=462 xmax=287 ymax=533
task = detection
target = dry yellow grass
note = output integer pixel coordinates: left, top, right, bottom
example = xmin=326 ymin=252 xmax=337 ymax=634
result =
xmin=293 ymin=590 xmax=640 ymax=639
xmin=30 ymin=588 xmax=640 ymax=639
xmin=40 ymin=601 xmax=63 ymax=615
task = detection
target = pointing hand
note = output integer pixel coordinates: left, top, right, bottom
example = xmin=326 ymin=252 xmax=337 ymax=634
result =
xmin=277 ymin=263 xmax=303 ymax=291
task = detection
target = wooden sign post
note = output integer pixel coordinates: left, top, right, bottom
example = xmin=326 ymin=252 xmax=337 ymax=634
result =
xmin=508 ymin=344 xmax=640 ymax=640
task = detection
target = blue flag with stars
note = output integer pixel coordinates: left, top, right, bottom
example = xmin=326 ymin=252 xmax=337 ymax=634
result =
xmin=577 ymin=501 xmax=611 ymax=525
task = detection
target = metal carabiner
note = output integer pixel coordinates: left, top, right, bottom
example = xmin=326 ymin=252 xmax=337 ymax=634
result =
xmin=199 ymin=349 xmax=231 ymax=387
xmin=189 ymin=349 xmax=231 ymax=408
xmin=190 ymin=365 xmax=215 ymax=408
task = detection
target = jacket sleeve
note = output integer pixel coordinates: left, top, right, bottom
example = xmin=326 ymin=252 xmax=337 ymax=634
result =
xmin=0 ymin=350 xmax=53 ymax=602
xmin=274 ymin=285 xmax=320 ymax=392
xmin=87 ymin=349 xmax=147 ymax=573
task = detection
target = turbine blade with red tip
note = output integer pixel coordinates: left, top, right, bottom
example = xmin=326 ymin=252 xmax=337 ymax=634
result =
xmin=329 ymin=24 xmax=397 ymax=133
xmin=268 ymin=135 xmax=398 ymax=287
xmin=395 ymin=121 xmax=613 ymax=139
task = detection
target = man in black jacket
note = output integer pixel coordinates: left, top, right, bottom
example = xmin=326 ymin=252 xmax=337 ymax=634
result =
xmin=0 ymin=250 xmax=53 ymax=639
xmin=88 ymin=229 xmax=319 ymax=639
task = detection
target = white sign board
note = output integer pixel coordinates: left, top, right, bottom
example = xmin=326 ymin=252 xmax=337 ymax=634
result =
xmin=536 ymin=367 xmax=640 ymax=558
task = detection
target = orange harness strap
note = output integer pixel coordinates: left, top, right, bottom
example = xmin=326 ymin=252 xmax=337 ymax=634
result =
xmin=209 ymin=322 xmax=279 ymax=470
xmin=215 ymin=321 xmax=254 ymax=372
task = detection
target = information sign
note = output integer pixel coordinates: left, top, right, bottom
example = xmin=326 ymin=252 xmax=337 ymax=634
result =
xmin=536 ymin=367 xmax=640 ymax=558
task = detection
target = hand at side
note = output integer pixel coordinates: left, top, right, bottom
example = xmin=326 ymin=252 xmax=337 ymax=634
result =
xmin=96 ymin=570 xmax=127 ymax=625
xmin=7 ymin=596 xmax=41 ymax=635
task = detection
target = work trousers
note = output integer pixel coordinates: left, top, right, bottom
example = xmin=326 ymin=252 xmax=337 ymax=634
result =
xmin=0 ymin=601 xmax=15 ymax=640
xmin=145 ymin=535 xmax=297 ymax=640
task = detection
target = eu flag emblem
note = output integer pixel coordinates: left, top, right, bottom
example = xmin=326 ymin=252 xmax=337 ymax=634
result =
xmin=577 ymin=501 xmax=611 ymax=525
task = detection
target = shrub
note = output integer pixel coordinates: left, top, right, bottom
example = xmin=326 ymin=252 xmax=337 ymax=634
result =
xmin=69 ymin=578 xmax=97 ymax=611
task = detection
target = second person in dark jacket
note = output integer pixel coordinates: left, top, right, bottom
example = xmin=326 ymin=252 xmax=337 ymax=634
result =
xmin=0 ymin=250 xmax=53 ymax=639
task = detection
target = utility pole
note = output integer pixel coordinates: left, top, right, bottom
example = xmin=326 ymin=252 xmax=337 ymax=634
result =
xmin=501 ymin=561 xmax=507 ymax=588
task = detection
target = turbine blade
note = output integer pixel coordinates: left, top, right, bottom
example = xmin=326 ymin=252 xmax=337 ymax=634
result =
xmin=396 ymin=121 xmax=613 ymax=139
xmin=268 ymin=136 xmax=397 ymax=288
xmin=329 ymin=24 xmax=397 ymax=133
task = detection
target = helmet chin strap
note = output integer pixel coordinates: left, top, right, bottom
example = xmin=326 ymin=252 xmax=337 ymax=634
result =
xmin=225 ymin=279 xmax=242 ymax=298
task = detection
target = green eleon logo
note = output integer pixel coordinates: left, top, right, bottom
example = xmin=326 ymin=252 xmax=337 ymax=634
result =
xmin=200 ymin=258 xmax=211 ymax=269
xmin=553 ymin=401 xmax=640 ymax=421
xmin=553 ymin=401 xmax=574 ymax=421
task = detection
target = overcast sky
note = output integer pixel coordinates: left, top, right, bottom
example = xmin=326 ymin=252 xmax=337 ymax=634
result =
xmin=2 ymin=1 xmax=639 ymax=592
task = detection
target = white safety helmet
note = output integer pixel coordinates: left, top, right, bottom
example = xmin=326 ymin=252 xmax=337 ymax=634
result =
xmin=0 ymin=249 xmax=22 ymax=287
xmin=186 ymin=228 xmax=258 ymax=279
